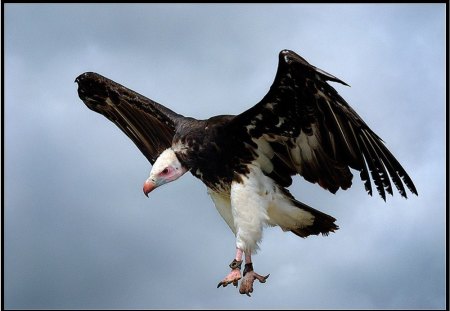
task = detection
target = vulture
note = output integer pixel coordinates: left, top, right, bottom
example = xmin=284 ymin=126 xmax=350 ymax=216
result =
xmin=76 ymin=49 xmax=417 ymax=296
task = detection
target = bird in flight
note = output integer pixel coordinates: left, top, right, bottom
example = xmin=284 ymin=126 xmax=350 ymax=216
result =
xmin=76 ymin=49 xmax=417 ymax=296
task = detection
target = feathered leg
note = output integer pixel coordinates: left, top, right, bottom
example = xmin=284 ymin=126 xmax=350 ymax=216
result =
xmin=219 ymin=164 xmax=271 ymax=295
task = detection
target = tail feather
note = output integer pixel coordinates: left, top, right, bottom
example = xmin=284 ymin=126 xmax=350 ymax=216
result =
xmin=289 ymin=199 xmax=339 ymax=238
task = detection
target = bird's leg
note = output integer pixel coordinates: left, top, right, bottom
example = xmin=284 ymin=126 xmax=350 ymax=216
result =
xmin=217 ymin=248 xmax=243 ymax=288
xmin=239 ymin=252 xmax=270 ymax=296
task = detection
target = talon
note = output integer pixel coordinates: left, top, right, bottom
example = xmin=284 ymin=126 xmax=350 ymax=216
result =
xmin=239 ymin=270 xmax=269 ymax=296
xmin=217 ymin=268 xmax=241 ymax=289
xmin=257 ymin=274 xmax=270 ymax=283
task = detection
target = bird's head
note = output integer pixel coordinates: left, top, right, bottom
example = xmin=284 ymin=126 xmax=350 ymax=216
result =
xmin=143 ymin=148 xmax=188 ymax=197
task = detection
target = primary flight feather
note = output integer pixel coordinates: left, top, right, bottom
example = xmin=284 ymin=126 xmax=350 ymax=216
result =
xmin=76 ymin=49 xmax=417 ymax=296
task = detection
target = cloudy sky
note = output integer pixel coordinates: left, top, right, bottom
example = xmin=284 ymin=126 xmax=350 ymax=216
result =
xmin=4 ymin=4 xmax=446 ymax=309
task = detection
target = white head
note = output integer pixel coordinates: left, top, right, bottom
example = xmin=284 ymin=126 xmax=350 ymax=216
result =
xmin=143 ymin=148 xmax=188 ymax=197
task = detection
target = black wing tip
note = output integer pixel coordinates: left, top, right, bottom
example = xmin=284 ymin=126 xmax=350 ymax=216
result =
xmin=374 ymin=176 xmax=418 ymax=200
xmin=75 ymin=72 xmax=115 ymax=108
xmin=75 ymin=72 xmax=92 ymax=83
xmin=279 ymin=49 xmax=310 ymax=66
xmin=278 ymin=49 xmax=350 ymax=87
xmin=370 ymin=173 xmax=418 ymax=201
xmin=76 ymin=72 xmax=124 ymax=102
xmin=369 ymin=180 xmax=418 ymax=201
xmin=75 ymin=72 xmax=100 ymax=96
xmin=75 ymin=72 xmax=105 ymax=85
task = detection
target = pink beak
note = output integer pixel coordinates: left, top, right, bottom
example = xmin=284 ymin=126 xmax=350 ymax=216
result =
xmin=143 ymin=179 xmax=156 ymax=197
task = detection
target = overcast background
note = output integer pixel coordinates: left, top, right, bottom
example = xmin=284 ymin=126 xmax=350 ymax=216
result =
xmin=4 ymin=4 xmax=446 ymax=310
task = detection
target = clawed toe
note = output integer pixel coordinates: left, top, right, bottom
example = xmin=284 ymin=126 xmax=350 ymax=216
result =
xmin=239 ymin=263 xmax=269 ymax=297
xmin=217 ymin=268 xmax=241 ymax=288
xmin=239 ymin=272 xmax=269 ymax=296
xmin=217 ymin=279 xmax=239 ymax=288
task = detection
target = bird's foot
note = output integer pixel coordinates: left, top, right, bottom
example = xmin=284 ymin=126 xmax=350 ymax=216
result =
xmin=217 ymin=268 xmax=241 ymax=288
xmin=239 ymin=263 xmax=269 ymax=297
xmin=217 ymin=259 xmax=242 ymax=288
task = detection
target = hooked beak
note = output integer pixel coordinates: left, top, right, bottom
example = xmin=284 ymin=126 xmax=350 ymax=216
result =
xmin=143 ymin=179 xmax=157 ymax=197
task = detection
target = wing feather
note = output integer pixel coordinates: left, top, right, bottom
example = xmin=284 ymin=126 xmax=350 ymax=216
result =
xmin=229 ymin=50 xmax=417 ymax=199
xmin=358 ymin=130 xmax=388 ymax=200
xmin=76 ymin=72 xmax=183 ymax=164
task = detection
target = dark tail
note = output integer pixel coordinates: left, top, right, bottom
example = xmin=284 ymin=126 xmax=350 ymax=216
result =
xmin=290 ymin=199 xmax=339 ymax=238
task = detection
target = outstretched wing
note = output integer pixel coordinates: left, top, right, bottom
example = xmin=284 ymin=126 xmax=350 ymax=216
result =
xmin=230 ymin=50 xmax=417 ymax=200
xmin=76 ymin=72 xmax=183 ymax=164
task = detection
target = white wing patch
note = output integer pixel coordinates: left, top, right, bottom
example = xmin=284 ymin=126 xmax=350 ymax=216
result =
xmin=275 ymin=117 xmax=286 ymax=128
xmin=252 ymin=137 xmax=275 ymax=174
xmin=253 ymin=124 xmax=325 ymax=177
xmin=292 ymin=125 xmax=321 ymax=170
xmin=264 ymin=102 xmax=276 ymax=110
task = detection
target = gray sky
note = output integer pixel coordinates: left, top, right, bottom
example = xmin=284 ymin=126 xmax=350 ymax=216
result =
xmin=4 ymin=3 xmax=446 ymax=309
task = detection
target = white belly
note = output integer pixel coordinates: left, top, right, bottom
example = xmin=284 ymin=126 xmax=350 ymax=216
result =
xmin=208 ymin=163 xmax=315 ymax=253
